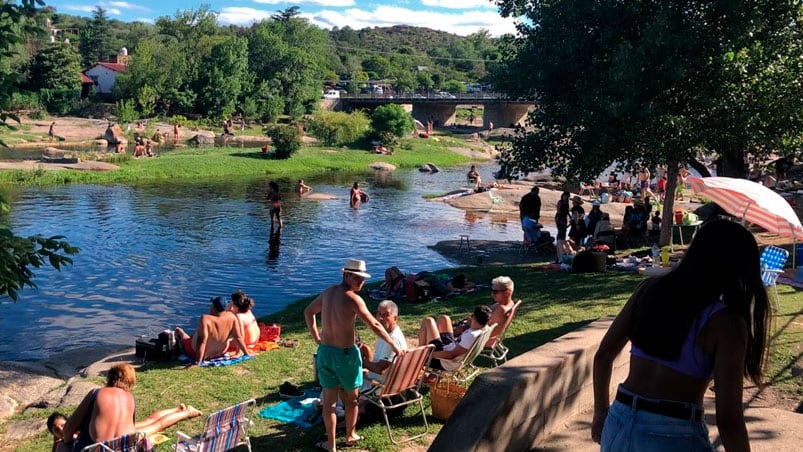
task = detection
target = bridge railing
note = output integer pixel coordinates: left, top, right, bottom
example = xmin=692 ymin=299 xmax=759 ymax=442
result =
xmin=340 ymin=92 xmax=509 ymax=101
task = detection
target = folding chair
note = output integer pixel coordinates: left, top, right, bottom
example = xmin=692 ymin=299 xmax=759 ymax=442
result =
xmin=760 ymin=245 xmax=788 ymax=311
xmin=428 ymin=323 xmax=496 ymax=385
xmin=175 ymin=399 xmax=256 ymax=452
xmin=362 ymin=344 xmax=435 ymax=444
xmin=80 ymin=431 xmax=150 ymax=452
xmin=480 ymin=300 xmax=523 ymax=366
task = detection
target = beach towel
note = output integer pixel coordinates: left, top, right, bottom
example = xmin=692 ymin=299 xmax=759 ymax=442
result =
xmin=258 ymin=392 xmax=322 ymax=428
xmin=178 ymin=353 xmax=255 ymax=367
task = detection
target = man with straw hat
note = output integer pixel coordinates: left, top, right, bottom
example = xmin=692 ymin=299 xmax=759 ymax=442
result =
xmin=304 ymin=259 xmax=405 ymax=451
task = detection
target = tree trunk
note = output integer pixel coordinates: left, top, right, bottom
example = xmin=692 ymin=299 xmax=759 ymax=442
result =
xmin=717 ymin=148 xmax=746 ymax=178
xmin=659 ymin=163 xmax=680 ymax=247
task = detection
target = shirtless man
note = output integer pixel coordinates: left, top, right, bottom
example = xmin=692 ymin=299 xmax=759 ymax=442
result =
xmin=304 ymin=259 xmax=404 ymax=452
xmin=175 ymin=297 xmax=250 ymax=366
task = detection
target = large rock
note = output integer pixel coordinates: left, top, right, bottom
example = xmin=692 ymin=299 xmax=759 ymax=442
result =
xmin=104 ymin=124 xmax=127 ymax=145
xmin=369 ymin=162 xmax=396 ymax=171
xmin=189 ymin=132 xmax=215 ymax=146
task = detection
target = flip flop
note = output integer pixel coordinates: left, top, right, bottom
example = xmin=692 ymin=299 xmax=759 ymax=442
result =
xmin=344 ymin=434 xmax=363 ymax=447
xmin=315 ymin=440 xmax=332 ymax=451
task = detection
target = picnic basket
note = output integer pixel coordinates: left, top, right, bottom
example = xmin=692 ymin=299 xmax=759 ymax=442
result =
xmin=430 ymin=380 xmax=467 ymax=420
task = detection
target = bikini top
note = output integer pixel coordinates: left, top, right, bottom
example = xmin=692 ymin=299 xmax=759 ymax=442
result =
xmin=630 ymin=301 xmax=727 ymax=380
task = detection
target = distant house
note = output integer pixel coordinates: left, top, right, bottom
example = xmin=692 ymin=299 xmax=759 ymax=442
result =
xmin=83 ymin=48 xmax=130 ymax=95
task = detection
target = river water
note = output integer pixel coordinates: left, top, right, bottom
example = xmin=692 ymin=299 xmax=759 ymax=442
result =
xmin=0 ymin=165 xmax=521 ymax=361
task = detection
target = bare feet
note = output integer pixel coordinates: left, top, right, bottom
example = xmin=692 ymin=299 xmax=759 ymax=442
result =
xmin=184 ymin=405 xmax=203 ymax=418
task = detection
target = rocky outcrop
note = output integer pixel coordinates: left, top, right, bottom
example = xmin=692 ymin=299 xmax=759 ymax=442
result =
xmin=104 ymin=124 xmax=127 ymax=145
xmin=189 ymin=132 xmax=216 ymax=146
xmin=369 ymin=162 xmax=397 ymax=171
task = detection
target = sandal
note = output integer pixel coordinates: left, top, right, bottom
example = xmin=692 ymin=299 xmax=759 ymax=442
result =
xmin=281 ymin=338 xmax=300 ymax=348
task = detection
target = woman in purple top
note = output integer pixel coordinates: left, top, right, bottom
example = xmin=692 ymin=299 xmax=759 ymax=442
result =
xmin=592 ymin=219 xmax=770 ymax=451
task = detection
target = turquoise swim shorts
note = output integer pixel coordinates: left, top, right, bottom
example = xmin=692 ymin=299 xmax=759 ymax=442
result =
xmin=316 ymin=344 xmax=363 ymax=390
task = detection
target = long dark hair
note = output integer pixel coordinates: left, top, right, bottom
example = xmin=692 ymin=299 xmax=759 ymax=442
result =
xmin=629 ymin=219 xmax=769 ymax=385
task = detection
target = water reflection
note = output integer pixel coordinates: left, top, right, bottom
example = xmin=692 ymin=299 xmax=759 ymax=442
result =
xmin=0 ymin=165 xmax=520 ymax=361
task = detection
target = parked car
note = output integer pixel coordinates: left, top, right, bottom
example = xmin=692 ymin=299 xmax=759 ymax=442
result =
xmin=436 ymin=91 xmax=456 ymax=99
xmin=323 ymin=90 xmax=340 ymax=99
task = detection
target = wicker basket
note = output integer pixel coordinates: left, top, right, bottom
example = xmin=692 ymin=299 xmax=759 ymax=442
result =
xmin=430 ymin=380 xmax=467 ymax=420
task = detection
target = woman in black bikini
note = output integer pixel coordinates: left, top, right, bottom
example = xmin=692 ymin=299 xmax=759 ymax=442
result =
xmin=267 ymin=181 xmax=283 ymax=230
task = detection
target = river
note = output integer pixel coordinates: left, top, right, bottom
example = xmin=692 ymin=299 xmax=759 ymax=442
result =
xmin=0 ymin=165 xmax=520 ymax=361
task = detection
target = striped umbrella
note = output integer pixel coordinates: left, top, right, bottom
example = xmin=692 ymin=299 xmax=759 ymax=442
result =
xmin=689 ymin=176 xmax=803 ymax=266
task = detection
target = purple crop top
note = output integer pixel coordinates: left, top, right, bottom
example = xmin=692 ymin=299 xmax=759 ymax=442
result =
xmin=630 ymin=301 xmax=727 ymax=380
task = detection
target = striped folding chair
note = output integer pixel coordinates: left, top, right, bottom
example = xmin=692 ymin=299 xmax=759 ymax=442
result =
xmin=362 ymin=344 xmax=434 ymax=444
xmin=480 ymin=300 xmax=523 ymax=367
xmin=175 ymin=399 xmax=255 ymax=452
xmin=427 ymin=323 xmax=497 ymax=385
xmin=760 ymin=245 xmax=788 ymax=311
xmin=80 ymin=431 xmax=150 ymax=452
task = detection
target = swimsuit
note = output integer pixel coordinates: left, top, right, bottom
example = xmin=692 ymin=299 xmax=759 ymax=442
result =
xmin=316 ymin=344 xmax=363 ymax=390
xmin=630 ymin=302 xmax=726 ymax=380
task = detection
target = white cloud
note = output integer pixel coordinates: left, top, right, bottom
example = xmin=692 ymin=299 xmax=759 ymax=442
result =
xmin=305 ymin=5 xmax=517 ymax=36
xmin=63 ymin=4 xmax=121 ymax=15
xmin=420 ymin=0 xmax=495 ymax=10
xmin=132 ymin=17 xmax=155 ymax=24
xmin=107 ymin=1 xmax=149 ymax=12
xmin=252 ymin=0 xmax=355 ymax=6
xmin=218 ymin=7 xmax=274 ymax=26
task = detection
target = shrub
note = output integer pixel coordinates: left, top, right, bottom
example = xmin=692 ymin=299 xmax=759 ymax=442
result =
xmin=267 ymin=125 xmax=302 ymax=159
xmin=371 ymin=104 xmax=414 ymax=141
xmin=307 ymin=110 xmax=370 ymax=146
xmin=115 ymin=99 xmax=138 ymax=124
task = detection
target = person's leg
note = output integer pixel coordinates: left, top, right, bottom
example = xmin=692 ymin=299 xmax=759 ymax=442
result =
xmin=135 ymin=405 xmax=202 ymax=436
xmin=321 ymin=387 xmax=339 ymax=451
xmin=340 ymin=388 xmax=361 ymax=445
xmin=174 ymin=327 xmax=190 ymax=341
xmin=436 ymin=315 xmax=453 ymax=335
xmin=418 ymin=317 xmax=439 ymax=345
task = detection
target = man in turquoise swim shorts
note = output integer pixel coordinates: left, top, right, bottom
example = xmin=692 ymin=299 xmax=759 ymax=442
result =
xmin=304 ymin=259 xmax=405 ymax=452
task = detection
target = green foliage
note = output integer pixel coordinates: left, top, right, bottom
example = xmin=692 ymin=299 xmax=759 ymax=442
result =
xmin=371 ymin=104 xmax=414 ymax=140
xmin=29 ymin=43 xmax=82 ymax=112
xmin=136 ymin=84 xmax=157 ymax=117
xmin=28 ymin=109 xmax=45 ymax=120
xmin=495 ymin=0 xmax=803 ymax=181
xmin=195 ymin=36 xmax=249 ymax=118
xmin=115 ymin=99 xmax=138 ymax=123
xmin=306 ymin=110 xmax=370 ymax=146
xmin=9 ymin=91 xmax=40 ymax=111
xmin=0 ymin=229 xmax=79 ymax=301
xmin=443 ymin=79 xmax=466 ymax=93
xmin=78 ymin=6 xmax=119 ymax=67
xmin=267 ymin=125 xmax=302 ymax=159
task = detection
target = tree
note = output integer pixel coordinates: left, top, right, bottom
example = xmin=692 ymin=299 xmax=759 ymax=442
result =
xmin=78 ymin=7 xmax=117 ymax=67
xmin=0 ymin=0 xmax=79 ymax=300
xmin=371 ymin=104 xmax=414 ymax=142
xmin=495 ymin=0 xmax=803 ymax=245
xmin=29 ymin=42 xmax=82 ymax=113
xmin=195 ymin=36 xmax=249 ymax=118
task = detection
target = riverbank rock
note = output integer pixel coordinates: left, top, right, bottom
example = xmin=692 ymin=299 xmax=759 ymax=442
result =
xmin=104 ymin=124 xmax=126 ymax=145
xmin=189 ymin=132 xmax=215 ymax=146
xmin=369 ymin=162 xmax=396 ymax=171
xmin=419 ymin=162 xmax=440 ymax=172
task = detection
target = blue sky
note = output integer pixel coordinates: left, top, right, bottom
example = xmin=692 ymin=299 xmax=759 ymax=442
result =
xmin=47 ymin=0 xmax=519 ymax=36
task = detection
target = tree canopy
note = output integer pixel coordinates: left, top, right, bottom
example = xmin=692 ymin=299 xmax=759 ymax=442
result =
xmin=495 ymin=0 xmax=803 ymax=182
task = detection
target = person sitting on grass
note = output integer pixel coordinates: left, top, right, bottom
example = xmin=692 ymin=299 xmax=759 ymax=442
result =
xmin=174 ymin=297 xmax=251 ymax=366
xmin=417 ymin=305 xmax=492 ymax=372
xmin=61 ymin=363 xmax=203 ymax=451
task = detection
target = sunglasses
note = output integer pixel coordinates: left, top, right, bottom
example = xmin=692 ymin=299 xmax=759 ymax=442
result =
xmin=491 ymin=288 xmax=507 ymax=293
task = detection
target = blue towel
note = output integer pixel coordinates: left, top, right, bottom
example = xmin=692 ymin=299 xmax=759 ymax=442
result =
xmin=258 ymin=391 xmax=321 ymax=428
xmin=178 ymin=353 xmax=255 ymax=367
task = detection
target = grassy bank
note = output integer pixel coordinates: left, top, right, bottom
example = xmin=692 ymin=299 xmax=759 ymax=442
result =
xmin=0 ymin=137 xmax=474 ymax=186
xmin=10 ymin=265 xmax=802 ymax=451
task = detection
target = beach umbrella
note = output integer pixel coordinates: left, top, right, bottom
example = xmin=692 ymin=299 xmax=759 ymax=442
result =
xmin=688 ymin=176 xmax=803 ymax=266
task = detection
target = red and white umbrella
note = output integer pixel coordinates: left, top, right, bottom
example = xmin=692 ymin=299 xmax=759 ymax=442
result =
xmin=689 ymin=176 xmax=803 ymax=265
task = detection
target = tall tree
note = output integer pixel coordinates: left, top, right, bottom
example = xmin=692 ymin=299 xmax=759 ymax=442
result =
xmin=495 ymin=0 xmax=803 ymax=245
xmin=29 ymin=41 xmax=81 ymax=91
xmin=195 ymin=35 xmax=249 ymax=118
xmin=78 ymin=6 xmax=116 ymax=66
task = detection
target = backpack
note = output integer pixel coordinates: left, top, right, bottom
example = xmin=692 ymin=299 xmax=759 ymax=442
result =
xmin=404 ymin=275 xmax=430 ymax=302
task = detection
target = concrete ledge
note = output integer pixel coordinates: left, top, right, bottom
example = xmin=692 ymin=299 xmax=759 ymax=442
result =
xmin=430 ymin=317 xmax=629 ymax=452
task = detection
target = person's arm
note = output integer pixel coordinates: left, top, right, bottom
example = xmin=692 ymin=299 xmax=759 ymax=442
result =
xmin=353 ymin=295 xmax=404 ymax=357
xmin=62 ymin=390 xmax=94 ymax=444
xmin=710 ymin=311 xmax=750 ymax=452
xmin=230 ymin=317 xmax=251 ymax=357
xmin=435 ymin=344 xmax=467 ymax=360
xmin=195 ymin=320 xmax=209 ymax=365
xmin=303 ymin=294 xmax=323 ymax=344
xmin=363 ymin=359 xmax=392 ymax=374
xmin=591 ymin=295 xmax=636 ymax=443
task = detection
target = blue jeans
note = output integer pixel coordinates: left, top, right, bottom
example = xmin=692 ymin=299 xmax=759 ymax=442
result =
xmin=601 ymin=387 xmax=712 ymax=452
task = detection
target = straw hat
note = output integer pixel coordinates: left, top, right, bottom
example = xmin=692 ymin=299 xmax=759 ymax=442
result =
xmin=342 ymin=258 xmax=371 ymax=278
xmin=571 ymin=196 xmax=584 ymax=205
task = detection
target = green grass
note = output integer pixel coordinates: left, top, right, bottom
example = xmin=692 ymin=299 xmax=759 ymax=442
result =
xmin=0 ymin=137 xmax=473 ymax=187
xmin=12 ymin=265 xmax=799 ymax=451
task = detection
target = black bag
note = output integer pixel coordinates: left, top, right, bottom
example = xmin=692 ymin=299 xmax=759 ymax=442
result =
xmin=135 ymin=331 xmax=178 ymax=361
xmin=572 ymin=250 xmax=608 ymax=273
